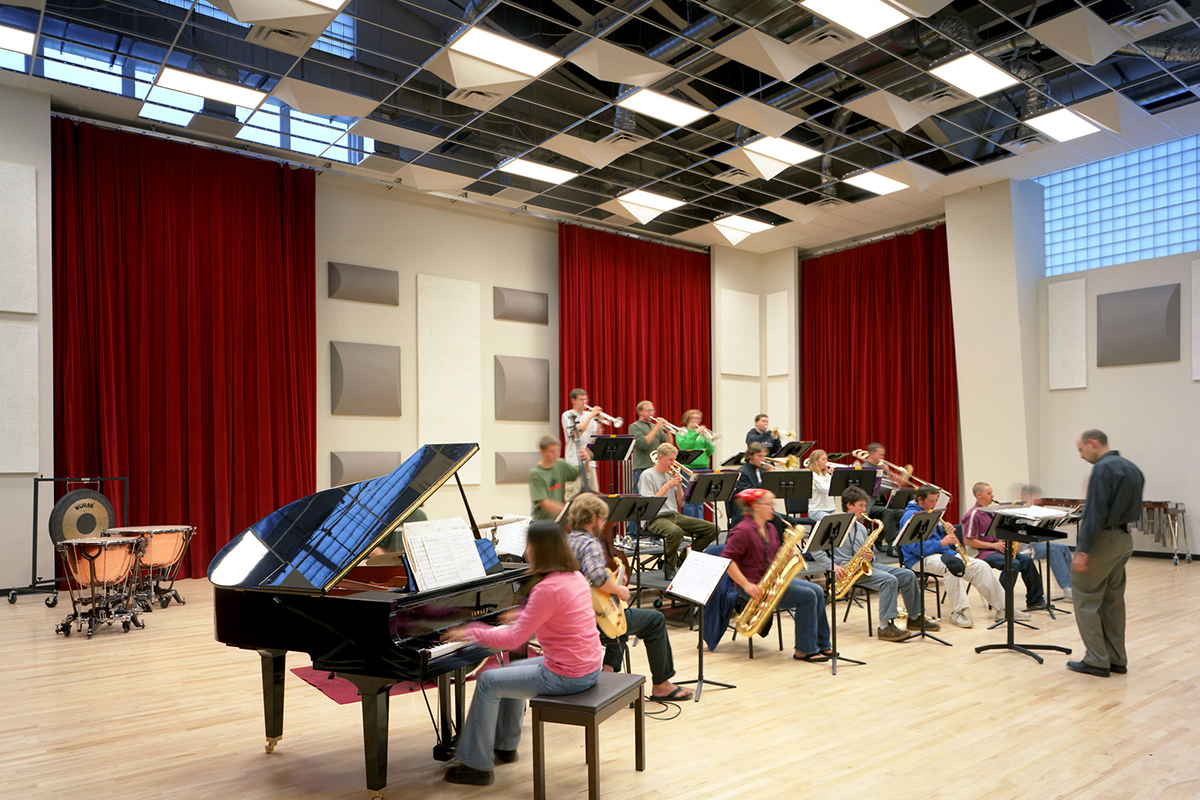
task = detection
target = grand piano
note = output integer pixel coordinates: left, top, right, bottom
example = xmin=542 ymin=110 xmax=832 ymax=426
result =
xmin=209 ymin=443 xmax=529 ymax=800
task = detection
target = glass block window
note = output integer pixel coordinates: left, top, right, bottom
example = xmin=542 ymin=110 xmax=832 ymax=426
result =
xmin=1035 ymin=133 xmax=1200 ymax=276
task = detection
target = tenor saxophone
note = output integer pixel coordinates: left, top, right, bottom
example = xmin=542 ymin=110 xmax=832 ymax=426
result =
xmin=834 ymin=516 xmax=885 ymax=599
xmin=733 ymin=523 xmax=808 ymax=638
xmin=941 ymin=520 xmax=972 ymax=563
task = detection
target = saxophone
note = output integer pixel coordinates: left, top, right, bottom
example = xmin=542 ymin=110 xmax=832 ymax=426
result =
xmin=734 ymin=523 xmax=808 ymax=638
xmin=941 ymin=520 xmax=971 ymax=564
xmin=834 ymin=516 xmax=885 ymax=599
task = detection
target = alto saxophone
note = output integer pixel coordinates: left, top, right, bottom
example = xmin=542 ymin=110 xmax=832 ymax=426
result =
xmin=941 ymin=520 xmax=971 ymax=564
xmin=834 ymin=516 xmax=885 ymax=599
xmin=734 ymin=523 xmax=808 ymax=638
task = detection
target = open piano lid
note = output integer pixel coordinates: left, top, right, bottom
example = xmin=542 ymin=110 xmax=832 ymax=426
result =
xmin=208 ymin=443 xmax=477 ymax=595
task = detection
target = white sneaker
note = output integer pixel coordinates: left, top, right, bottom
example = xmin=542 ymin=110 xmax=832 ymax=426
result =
xmin=950 ymin=610 xmax=973 ymax=628
xmin=994 ymin=608 xmax=1032 ymax=622
xmin=1061 ymin=588 xmax=1073 ymax=604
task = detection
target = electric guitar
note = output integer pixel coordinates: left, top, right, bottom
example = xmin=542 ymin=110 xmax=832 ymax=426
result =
xmin=591 ymin=566 xmax=628 ymax=638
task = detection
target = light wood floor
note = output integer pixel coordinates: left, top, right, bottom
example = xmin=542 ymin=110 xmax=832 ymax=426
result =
xmin=4 ymin=557 xmax=1199 ymax=800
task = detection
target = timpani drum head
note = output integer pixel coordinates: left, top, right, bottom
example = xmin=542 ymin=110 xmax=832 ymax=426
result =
xmin=49 ymin=489 xmax=117 ymax=544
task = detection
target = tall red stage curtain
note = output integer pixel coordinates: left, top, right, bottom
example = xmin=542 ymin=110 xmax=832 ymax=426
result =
xmin=799 ymin=226 xmax=961 ymax=520
xmin=558 ymin=224 xmax=711 ymax=477
xmin=52 ymin=118 xmax=316 ymax=578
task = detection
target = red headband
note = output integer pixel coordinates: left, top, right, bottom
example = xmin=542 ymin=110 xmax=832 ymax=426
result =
xmin=735 ymin=488 xmax=769 ymax=507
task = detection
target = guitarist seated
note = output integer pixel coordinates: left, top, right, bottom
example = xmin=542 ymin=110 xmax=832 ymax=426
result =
xmin=565 ymin=494 xmax=692 ymax=702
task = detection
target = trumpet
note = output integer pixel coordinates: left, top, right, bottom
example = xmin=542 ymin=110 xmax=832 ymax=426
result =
xmin=654 ymin=417 xmax=683 ymax=435
xmin=585 ymin=405 xmax=623 ymax=428
xmin=696 ymin=425 xmax=720 ymax=443
xmin=770 ymin=426 xmax=796 ymax=440
xmin=651 ymin=450 xmax=695 ymax=483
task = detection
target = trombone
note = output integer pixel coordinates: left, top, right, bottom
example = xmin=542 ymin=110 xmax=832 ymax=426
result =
xmin=763 ymin=454 xmax=802 ymax=470
xmin=585 ymin=405 xmax=623 ymax=428
xmin=850 ymin=449 xmax=950 ymax=498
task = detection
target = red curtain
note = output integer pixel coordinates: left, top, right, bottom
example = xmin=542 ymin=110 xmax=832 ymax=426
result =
xmin=800 ymin=226 xmax=961 ymax=520
xmin=52 ymin=118 xmax=316 ymax=578
xmin=558 ymin=223 xmax=711 ymax=483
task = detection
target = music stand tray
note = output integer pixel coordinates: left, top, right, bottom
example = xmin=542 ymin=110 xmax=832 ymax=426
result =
xmin=827 ymin=468 xmax=879 ymax=499
xmin=805 ymin=513 xmax=864 ymax=675
xmin=676 ymin=449 xmax=704 ymax=465
xmin=721 ymin=452 xmax=745 ymax=467
xmin=887 ymin=489 xmax=916 ymax=510
xmin=891 ymin=510 xmax=950 ymax=647
xmin=772 ymin=441 xmax=815 ymax=459
xmin=589 ymin=436 xmax=634 ymax=462
xmin=684 ymin=472 xmax=739 ymax=506
xmin=604 ymin=495 xmax=667 ymax=602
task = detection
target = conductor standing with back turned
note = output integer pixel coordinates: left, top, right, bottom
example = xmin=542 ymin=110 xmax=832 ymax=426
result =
xmin=1068 ymin=429 xmax=1144 ymax=678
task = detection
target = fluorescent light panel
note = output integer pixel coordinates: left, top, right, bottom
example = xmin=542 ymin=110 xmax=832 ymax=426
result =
xmin=715 ymin=215 xmax=773 ymax=234
xmin=619 ymin=190 xmax=684 ymax=212
xmin=617 ymin=89 xmax=708 ymax=127
xmin=744 ymin=136 xmax=820 ymax=165
xmin=800 ymin=0 xmax=910 ymax=39
xmin=157 ymin=67 xmax=266 ymax=108
xmin=930 ymin=53 xmax=1020 ymax=98
xmin=0 ymin=24 xmax=36 ymax=56
xmin=1025 ymin=108 xmax=1101 ymax=142
xmin=843 ymin=171 xmax=908 ymax=195
xmin=498 ymin=157 xmax=576 ymax=184
xmin=449 ymin=27 xmax=560 ymax=78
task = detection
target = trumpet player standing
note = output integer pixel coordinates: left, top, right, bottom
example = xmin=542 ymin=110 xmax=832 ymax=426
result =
xmin=675 ymin=409 xmax=715 ymax=519
xmin=723 ymin=489 xmax=833 ymax=662
xmin=639 ymin=443 xmax=718 ymax=581
xmin=745 ymin=414 xmax=782 ymax=452
xmin=561 ymin=388 xmax=600 ymax=499
xmin=808 ymin=486 xmax=933 ymax=641
xmin=897 ymin=486 xmax=1010 ymax=628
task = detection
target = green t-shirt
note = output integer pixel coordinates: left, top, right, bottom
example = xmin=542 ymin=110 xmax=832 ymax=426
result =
xmin=528 ymin=459 xmax=579 ymax=520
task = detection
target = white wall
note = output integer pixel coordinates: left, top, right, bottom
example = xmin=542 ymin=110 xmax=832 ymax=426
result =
xmin=0 ymin=86 xmax=54 ymax=592
xmin=1039 ymin=252 xmax=1199 ymax=554
xmin=315 ymin=176 xmax=560 ymax=521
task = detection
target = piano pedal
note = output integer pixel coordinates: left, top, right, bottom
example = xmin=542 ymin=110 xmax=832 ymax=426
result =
xmin=265 ymin=736 xmax=281 ymax=753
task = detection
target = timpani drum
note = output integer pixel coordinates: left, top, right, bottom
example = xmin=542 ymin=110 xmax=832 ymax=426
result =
xmin=55 ymin=536 xmax=144 ymax=638
xmin=104 ymin=525 xmax=196 ymax=609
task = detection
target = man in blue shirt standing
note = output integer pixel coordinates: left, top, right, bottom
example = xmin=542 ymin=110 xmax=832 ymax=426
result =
xmin=1069 ymin=429 xmax=1145 ymax=678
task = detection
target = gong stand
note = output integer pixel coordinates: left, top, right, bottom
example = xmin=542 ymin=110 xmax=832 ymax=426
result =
xmin=3 ymin=476 xmax=129 ymax=605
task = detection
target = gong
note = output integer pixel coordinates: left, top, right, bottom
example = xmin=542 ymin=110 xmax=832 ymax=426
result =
xmin=49 ymin=489 xmax=117 ymax=544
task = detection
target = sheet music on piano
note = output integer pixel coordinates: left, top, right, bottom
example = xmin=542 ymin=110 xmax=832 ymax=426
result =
xmin=493 ymin=518 xmax=530 ymax=557
xmin=403 ymin=518 xmax=486 ymax=591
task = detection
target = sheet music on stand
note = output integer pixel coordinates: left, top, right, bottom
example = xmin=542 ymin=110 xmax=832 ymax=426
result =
xmin=665 ymin=550 xmax=730 ymax=605
xmin=403 ymin=518 xmax=487 ymax=591
xmin=493 ymin=517 xmax=531 ymax=557
xmin=999 ymin=505 xmax=1073 ymax=522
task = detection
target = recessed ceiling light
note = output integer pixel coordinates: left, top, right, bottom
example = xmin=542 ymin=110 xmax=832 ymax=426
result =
xmin=800 ymin=0 xmax=910 ymax=39
xmin=619 ymin=190 xmax=685 ymax=212
xmin=449 ymin=27 xmax=560 ymax=78
xmin=157 ymin=67 xmax=266 ymax=109
xmin=1024 ymin=108 xmax=1102 ymax=142
xmin=744 ymin=136 xmax=820 ymax=165
xmin=843 ymin=171 xmax=908 ymax=195
xmin=498 ymin=157 xmax=576 ymax=184
xmin=617 ymin=88 xmax=708 ymax=127
xmin=0 ymin=24 xmax=36 ymax=56
xmin=930 ymin=53 xmax=1020 ymax=98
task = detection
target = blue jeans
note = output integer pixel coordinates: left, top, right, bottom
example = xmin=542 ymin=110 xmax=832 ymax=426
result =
xmin=456 ymin=656 xmax=599 ymax=771
xmin=681 ymin=502 xmax=704 ymax=519
xmin=1029 ymin=541 xmax=1072 ymax=590
xmin=740 ymin=579 xmax=831 ymax=655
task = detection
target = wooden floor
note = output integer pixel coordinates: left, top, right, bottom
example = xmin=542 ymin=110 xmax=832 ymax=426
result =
xmin=4 ymin=557 xmax=1199 ymax=800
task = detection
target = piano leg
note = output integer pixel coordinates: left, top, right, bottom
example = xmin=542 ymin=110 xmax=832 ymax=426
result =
xmin=434 ymin=672 xmax=454 ymax=761
xmin=343 ymin=675 xmax=395 ymax=800
xmin=257 ymin=648 xmax=286 ymax=753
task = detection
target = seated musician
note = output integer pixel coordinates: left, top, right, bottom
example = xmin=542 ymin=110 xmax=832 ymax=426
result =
xmin=806 ymin=449 xmax=837 ymax=524
xmin=962 ymin=482 xmax=1047 ymax=612
xmin=442 ymin=521 xmax=602 ymax=786
xmin=745 ymin=414 xmax=781 ymax=452
xmin=528 ymin=435 xmax=586 ymax=522
xmin=857 ymin=442 xmax=905 ymax=545
xmin=675 ymin=409 xmax=715 ymax=519
xmin=727 ymin=441 xmax=770 ymax=526
xmin=639 ymin=443 xmax=719 ymax=581
xmin=724 ymin=489 xmax=833 ymax=663
xmin=808 ymin=485 xmax=936 ymax=641
xmin=565 ymin=494 xmax=692 ymax=701
xmin=897 ymin=486 xmax=1010 ymax=628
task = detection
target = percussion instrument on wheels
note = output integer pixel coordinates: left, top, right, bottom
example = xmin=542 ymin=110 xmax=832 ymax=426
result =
xmin=54 ymin=536 xmax=144 ymax=638
xmin=104 ymin=525 xmax=195 ymax=610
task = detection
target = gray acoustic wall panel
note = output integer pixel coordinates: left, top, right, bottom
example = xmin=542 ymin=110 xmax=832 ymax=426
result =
xmin=328 ymin=262 xmax=400 ymax=306
xmin=1193 ymin=261 xmax=1200 ymax=381
xmin=495 ymin=451 xmax=542 ymax=484
xmin=1048 ymin=278 xmax=1087 ymax=390
xmin=495 ymin=355 xmax=550 ymax=421
xmin=493 ymin=286 xmax=549 ymax=324
xmin=0 ymin=324 xmax=38 ymax=472
xmin=330 ymin=341 xmax=402 ymax=416
xmin=1096 ymin=284 xmax=1181 ymax=367
xmin=0 ymin=161 xmax=38 ymax=314
xmin=331 ymin=451 xmax=403 ymax=486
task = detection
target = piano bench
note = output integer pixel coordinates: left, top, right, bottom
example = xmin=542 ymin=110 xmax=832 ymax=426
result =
xmin=529 ymin=672 xmax=646 ymax=800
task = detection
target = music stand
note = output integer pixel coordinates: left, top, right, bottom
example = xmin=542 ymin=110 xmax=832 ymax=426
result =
xmin=665 ymin=551 xmax=736 ymax=702
xmin=589 ymin=436 xmax=635 ymax=494
xmin=975 ymin=509 xmax=1073 ymax=664
xmin=762 ymin=471 xmax=812 ymax=526
xmin=684 ymin=471 xmax=739 ymax=529
xmin=827 ymin=468 xmax=879 ymax=499
xmin=976 ymin=511 xmax=1038 ymax=633
xmin=805 ymin=513 xmax=865 ymax=675
xmin=603 ymin=495 xmax=666 ymax=604
xmin=891 ymin=511 xmax=951 ymax=647
xmin=772 ymin=440 xmax=815 ymax=460
xmin=676 ymin=449 xmax=704 ymax=465
xmin=887 ymin=489 xmax=916 ymax=510
xmin=721 ymin=452 xmax=746 ymax=467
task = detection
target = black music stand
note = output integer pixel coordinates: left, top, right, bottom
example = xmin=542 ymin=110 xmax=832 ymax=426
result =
xmin=806 ymin=513 xmax=865 ymax=675
xmin=589 ymin=435 xmax=635 ymax=494
xmin=666 ymin=551 xmax=736 ymax=702
xmin=975 ymin=510 xmax=1073 ymax=664
xmin=828 ymin=468 xmax=879 ymax=499
xmin=772 ymin=440 xmax=815 ymax=460
xmin=684 ymin=471 xmax=739 ymax=531
xmin=977 ymin=511 xmax=1038 ymax=633
xmin=762 ymin=470 xmax=812 ymax=527
xmin=891 ymin=510 xmax=951 ymax=647
xmin=1029 ymin=515 xmax=1076 ymax=619
xmin=721 ymin=452 xmax=746 ymax=467
xmin=604 ymin=495 xmax=666 ymax=604
xmin=887 ymin=489 xmax=916 ymax=510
